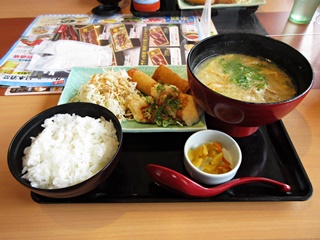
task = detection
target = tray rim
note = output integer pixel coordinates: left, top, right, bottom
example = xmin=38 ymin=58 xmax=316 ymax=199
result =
xmin=30 ymin=120 xmax=313 ymax=204
xmin=177 ymin=0 xmax=266 ymax=10
xmin=130 ymin=0 xmax=264 ymax=18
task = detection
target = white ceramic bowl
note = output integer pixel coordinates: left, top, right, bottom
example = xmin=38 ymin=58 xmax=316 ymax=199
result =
xmin=183 ymin=130 xmax=242 ymax=185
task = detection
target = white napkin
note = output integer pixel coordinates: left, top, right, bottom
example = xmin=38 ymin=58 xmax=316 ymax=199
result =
xmin=27 ymin=40 xmax=113 ymax=72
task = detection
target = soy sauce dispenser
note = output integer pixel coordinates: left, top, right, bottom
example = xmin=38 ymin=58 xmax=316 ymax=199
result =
xmin=133 ymin=0 xmax=160 ymax=12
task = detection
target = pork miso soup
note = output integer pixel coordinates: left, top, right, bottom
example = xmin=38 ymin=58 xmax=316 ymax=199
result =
xmin=194 ymin=54 xmax=296 ymax=103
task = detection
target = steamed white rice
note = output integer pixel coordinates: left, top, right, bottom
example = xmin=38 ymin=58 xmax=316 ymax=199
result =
xmin=21 ymin=113 xmax=119 ymax=189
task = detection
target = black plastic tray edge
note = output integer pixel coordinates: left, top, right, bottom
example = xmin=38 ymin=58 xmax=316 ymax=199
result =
xmin=30 ymin=120 xmax=313 ymax=204
xmin=130 ymin=0 xmax=259 ymax=18
xmin=265 ymin=120 xmax=313 ymax=201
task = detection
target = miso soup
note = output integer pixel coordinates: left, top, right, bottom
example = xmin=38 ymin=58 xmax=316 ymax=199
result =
xmin=194 ymin=54 xmax=296 ymax=103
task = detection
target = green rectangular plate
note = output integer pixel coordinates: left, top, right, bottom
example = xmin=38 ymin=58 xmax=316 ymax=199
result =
xmin=58 ymin=65 xmax=206 ymax=133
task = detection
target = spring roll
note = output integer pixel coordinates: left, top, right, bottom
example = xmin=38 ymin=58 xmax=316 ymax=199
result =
xmin=216 ymin=0 xmax=237 ymax=3
xmin=127 ymin=68 xmax=157 ymax=96
xmin=152 ymin=65 xmax=190 ymax=93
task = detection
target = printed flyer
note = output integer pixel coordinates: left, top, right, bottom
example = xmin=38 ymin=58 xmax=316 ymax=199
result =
xmin=0 ymin=13 xmax=217 ymax=88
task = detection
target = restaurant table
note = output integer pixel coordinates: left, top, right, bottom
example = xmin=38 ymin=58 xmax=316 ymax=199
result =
xmin=1 ymin=0 xmax=320 ymax=239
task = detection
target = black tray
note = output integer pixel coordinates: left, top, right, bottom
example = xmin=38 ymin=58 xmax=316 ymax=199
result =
xmin=131 ymin=0 xmax=260 ymax=18
xmin=130 ymin=0 xmax=268 ymax=36
xmin=32 ymin=120 xmax=313 ymax=203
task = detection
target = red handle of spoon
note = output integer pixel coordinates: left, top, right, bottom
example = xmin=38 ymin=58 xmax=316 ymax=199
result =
xmin=147 ymin=164 xmax=291 ymax=198
xmin=205 ymin=176 xmax=291 ymax=196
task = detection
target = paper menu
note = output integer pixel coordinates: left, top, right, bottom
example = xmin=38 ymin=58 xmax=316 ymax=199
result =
xmin=0 ymin=13 xmax=215 ymax=87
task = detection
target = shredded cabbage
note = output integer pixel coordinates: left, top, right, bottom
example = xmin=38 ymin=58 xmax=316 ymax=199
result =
xmin=71 ymin=69 xmax=139 ymax=121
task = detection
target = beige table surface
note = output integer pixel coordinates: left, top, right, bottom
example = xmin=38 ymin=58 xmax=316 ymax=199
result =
xmin=1 ymin=0 xmax=320 ymax=239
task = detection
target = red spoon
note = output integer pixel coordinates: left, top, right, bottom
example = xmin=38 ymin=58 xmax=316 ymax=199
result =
xmin=146 ymin=164 xmax=291 ymax=198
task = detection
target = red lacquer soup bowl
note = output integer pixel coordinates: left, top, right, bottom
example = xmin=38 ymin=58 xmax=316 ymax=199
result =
xmin=187 ymin=33 xmax=313 ymax=137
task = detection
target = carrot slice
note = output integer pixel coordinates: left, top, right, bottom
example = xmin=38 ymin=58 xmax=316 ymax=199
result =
xmin=213 ymin=142 xmax=222 ymax=153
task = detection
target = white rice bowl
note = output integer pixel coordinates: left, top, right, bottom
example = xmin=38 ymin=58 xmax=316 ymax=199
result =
xmin=21 ymin=113 xmax=119 ymax=189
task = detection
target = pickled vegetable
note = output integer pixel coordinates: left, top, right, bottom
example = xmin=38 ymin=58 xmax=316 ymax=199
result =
xmin=188 ymin=142 xmax=232 ymax=174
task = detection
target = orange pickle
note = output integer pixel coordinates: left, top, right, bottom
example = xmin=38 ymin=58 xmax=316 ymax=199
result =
xmin=188 ymin=142 xmax=232 ymax=174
